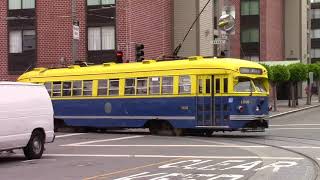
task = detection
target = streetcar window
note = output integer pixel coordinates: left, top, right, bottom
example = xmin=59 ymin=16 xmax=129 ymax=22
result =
xmin=198 ymin=79 xmax=203 ymax=94
xmin=234 ymin=78 xmax=254 ymax=92
xmin=109 ymin=79 xmax=119 ymax=96
xmin=206 ymin=79 xmax=211 ymax=94
xmin=125 ymin=78 xmax=135 ymax=95
xmin=52 ymin=82 xmax=62 ymax=97
xmin=179 ymin=75 xmax=191 ymax=94
xmin=98 ymin=80 xmax=108 ymax=96
xmin=83 ymin=80 xmax=93 ymax=96
xmin=149 ymin=77 xmax=160 ymax=95
xmin=223 ymin=78 xmax=228 ymax=93
xmin=136 ymin=78 xmax=148 ymax=95
xmin=62 ymin=82 xmax=72 ymax=96
xmin=253 ymin=79 xmax=267 ymax=92
xmin=162 ymin=76 xmax=173 ymax=94
xmin=216 ymin=79 xmax=220 ymax=93
xmin=73 ymin=81 xmax=82 ymax=96
xmin=44 ymin=82 xmax=52 ymax=96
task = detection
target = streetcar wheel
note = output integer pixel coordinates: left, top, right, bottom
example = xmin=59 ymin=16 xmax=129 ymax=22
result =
xmin=23 ymin=130 xmax=45 ymax=160
xmin=202 ymin=129 xmax=214 ymax=137
xmin=158 ymin=121 xmax=175 ymax=136
xmin=149 ymin=122 xmax=159 ymax=135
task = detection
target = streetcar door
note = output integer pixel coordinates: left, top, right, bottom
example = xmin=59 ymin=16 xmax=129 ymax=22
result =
xmin=214 ymin=76 xmax=229 ymax=127
xmin=196 ymin=76 xmax=215 ymax=126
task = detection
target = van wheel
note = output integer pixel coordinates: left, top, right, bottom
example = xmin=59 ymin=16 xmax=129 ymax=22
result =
xmin=23 ymin=131 xmax=44 ymax=160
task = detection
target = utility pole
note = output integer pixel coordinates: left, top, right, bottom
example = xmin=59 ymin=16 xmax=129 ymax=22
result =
xmin=224 ymin=0 xmax=232 ymax=58
xmin=72 ymin=0 xmax=79 ymax=63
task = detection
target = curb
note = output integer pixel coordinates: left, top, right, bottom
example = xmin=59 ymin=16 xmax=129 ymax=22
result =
xmin=270 ymin=103 xmax=320 ymax=118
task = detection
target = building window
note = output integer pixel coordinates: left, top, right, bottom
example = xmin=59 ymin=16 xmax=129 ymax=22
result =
xmin=311 ymin=29 xmax=320 ymax=38
xmin=9 ymin=0 xmax=35 ymax=10
xmin=241 ymin=28 xmax=259 ymax=43
xmin=311 ymin=49 xmax=320 ymax=58
xmin=9 ymin=30 xmax=35 ymax=53
xmin=88 ymin=26 xmax=115 ymax=51
xmin=87 ymin=0 xmax=115 ymax=6
xmin=242 ymin=55 xmax=260 ymax=61
xmin=9 ymin=31 xmax=22 ymax=53
xmin=241 ymin=0 xmax=259 ymax=16
xmin=311 ymin=9 xmax=320 ymax=19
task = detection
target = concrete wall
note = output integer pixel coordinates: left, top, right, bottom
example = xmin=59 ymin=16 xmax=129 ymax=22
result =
xmin=199 ymin=0 xmax=214 ymax=56
xmin=173 ymin=0 xmax=197 ymax=57
xmin=284 ymin=0 xmax=301 ymax=60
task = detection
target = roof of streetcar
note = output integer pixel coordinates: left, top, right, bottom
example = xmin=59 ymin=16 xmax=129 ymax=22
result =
xmin=18 ymin=56 xmax=267 ymax=81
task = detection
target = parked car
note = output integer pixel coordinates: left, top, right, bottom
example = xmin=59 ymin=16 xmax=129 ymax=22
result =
xmin=0 ymin=82 xmax=55 ymax=159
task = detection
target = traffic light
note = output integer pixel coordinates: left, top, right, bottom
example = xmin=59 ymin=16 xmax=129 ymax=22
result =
xmin=135 ymin=44 xmax=144 ymax=62
xmin=116 ymin=50 xmax=123 ymax=63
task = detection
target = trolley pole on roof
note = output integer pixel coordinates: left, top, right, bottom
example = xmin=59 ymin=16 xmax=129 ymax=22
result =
xmin=72 ymin=0 xmax=79 ymax=64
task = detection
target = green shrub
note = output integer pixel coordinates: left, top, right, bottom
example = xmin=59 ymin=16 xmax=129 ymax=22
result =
xmin=308 ymin=63 xmax=320 ymax=80
xmin=287 ymin=63 xmax=308 ymax=82
xmin=270 ymin=65 xmax=290 ymax=83
xmin=261 ymin=64 xmax=274 ymax=81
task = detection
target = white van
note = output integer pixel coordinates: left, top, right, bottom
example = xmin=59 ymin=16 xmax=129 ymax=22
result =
xmin=0 ymin=82 xmax=54 ymax=159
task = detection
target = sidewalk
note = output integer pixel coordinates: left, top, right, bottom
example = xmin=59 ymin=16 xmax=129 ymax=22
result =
xmin=269 ymin=96 xmax=320 ymax=118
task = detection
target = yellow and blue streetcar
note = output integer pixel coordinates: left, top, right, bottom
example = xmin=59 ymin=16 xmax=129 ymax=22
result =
xmin=18 ymin=56 xmax=270 ymax=135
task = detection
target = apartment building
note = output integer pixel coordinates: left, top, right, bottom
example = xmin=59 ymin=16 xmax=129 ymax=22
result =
xmin=0 ymin=0 xmax=173 ymax=80
xmin=0 ymin=0 xmax=311 ymax=81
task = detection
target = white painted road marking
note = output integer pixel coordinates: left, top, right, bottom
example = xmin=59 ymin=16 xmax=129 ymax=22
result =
xmin=268 ymin=128 xmax=320 ymax=130
xmin=42 ymin=154 xmax=305 ymax=160
xmin=62 ymin=135 xmax=144 ymax=146
xmin=61 ymin=144 xmax=267 ymax=148
xmin=55 ymin=133 xmax=86 ymax=138
xmin=270 ymin=124 xmax=320 ymax=127
xmin=60 ymin=144 xmax=320 ymax=149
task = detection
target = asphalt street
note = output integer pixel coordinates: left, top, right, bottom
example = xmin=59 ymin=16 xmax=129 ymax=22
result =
xmin=1 ymin=107 xmax=320 ymax=180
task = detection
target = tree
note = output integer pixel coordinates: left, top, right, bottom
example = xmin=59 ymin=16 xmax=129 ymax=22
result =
xmin=267 ymin=65 xmax=290 ymax=111
xmin=287 ymin=63 xmax=308 ymax=107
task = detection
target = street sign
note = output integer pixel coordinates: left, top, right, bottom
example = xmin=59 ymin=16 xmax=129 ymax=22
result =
xmin=211 ymin=39 xmax=226 ymax=45
xmin=73 ymin=25 xmax=80 ymax=40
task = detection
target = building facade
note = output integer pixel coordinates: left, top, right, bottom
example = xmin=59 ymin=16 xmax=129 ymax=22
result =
xmin=0 ymin=0 xmax=312 ymax=81
xmin=311 ymin=0 xmax=320 ymax=63
xmin=0 ymin=0 xmax=173 ymax=81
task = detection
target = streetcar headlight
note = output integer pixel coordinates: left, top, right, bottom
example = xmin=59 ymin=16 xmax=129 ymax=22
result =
xmin=238 ymin=106 xmax=244 ymax=112
xmin=268 ymin=105 xmax=272 ymax=111
xmin=256 ymin=106 xmax=260 ymax=112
